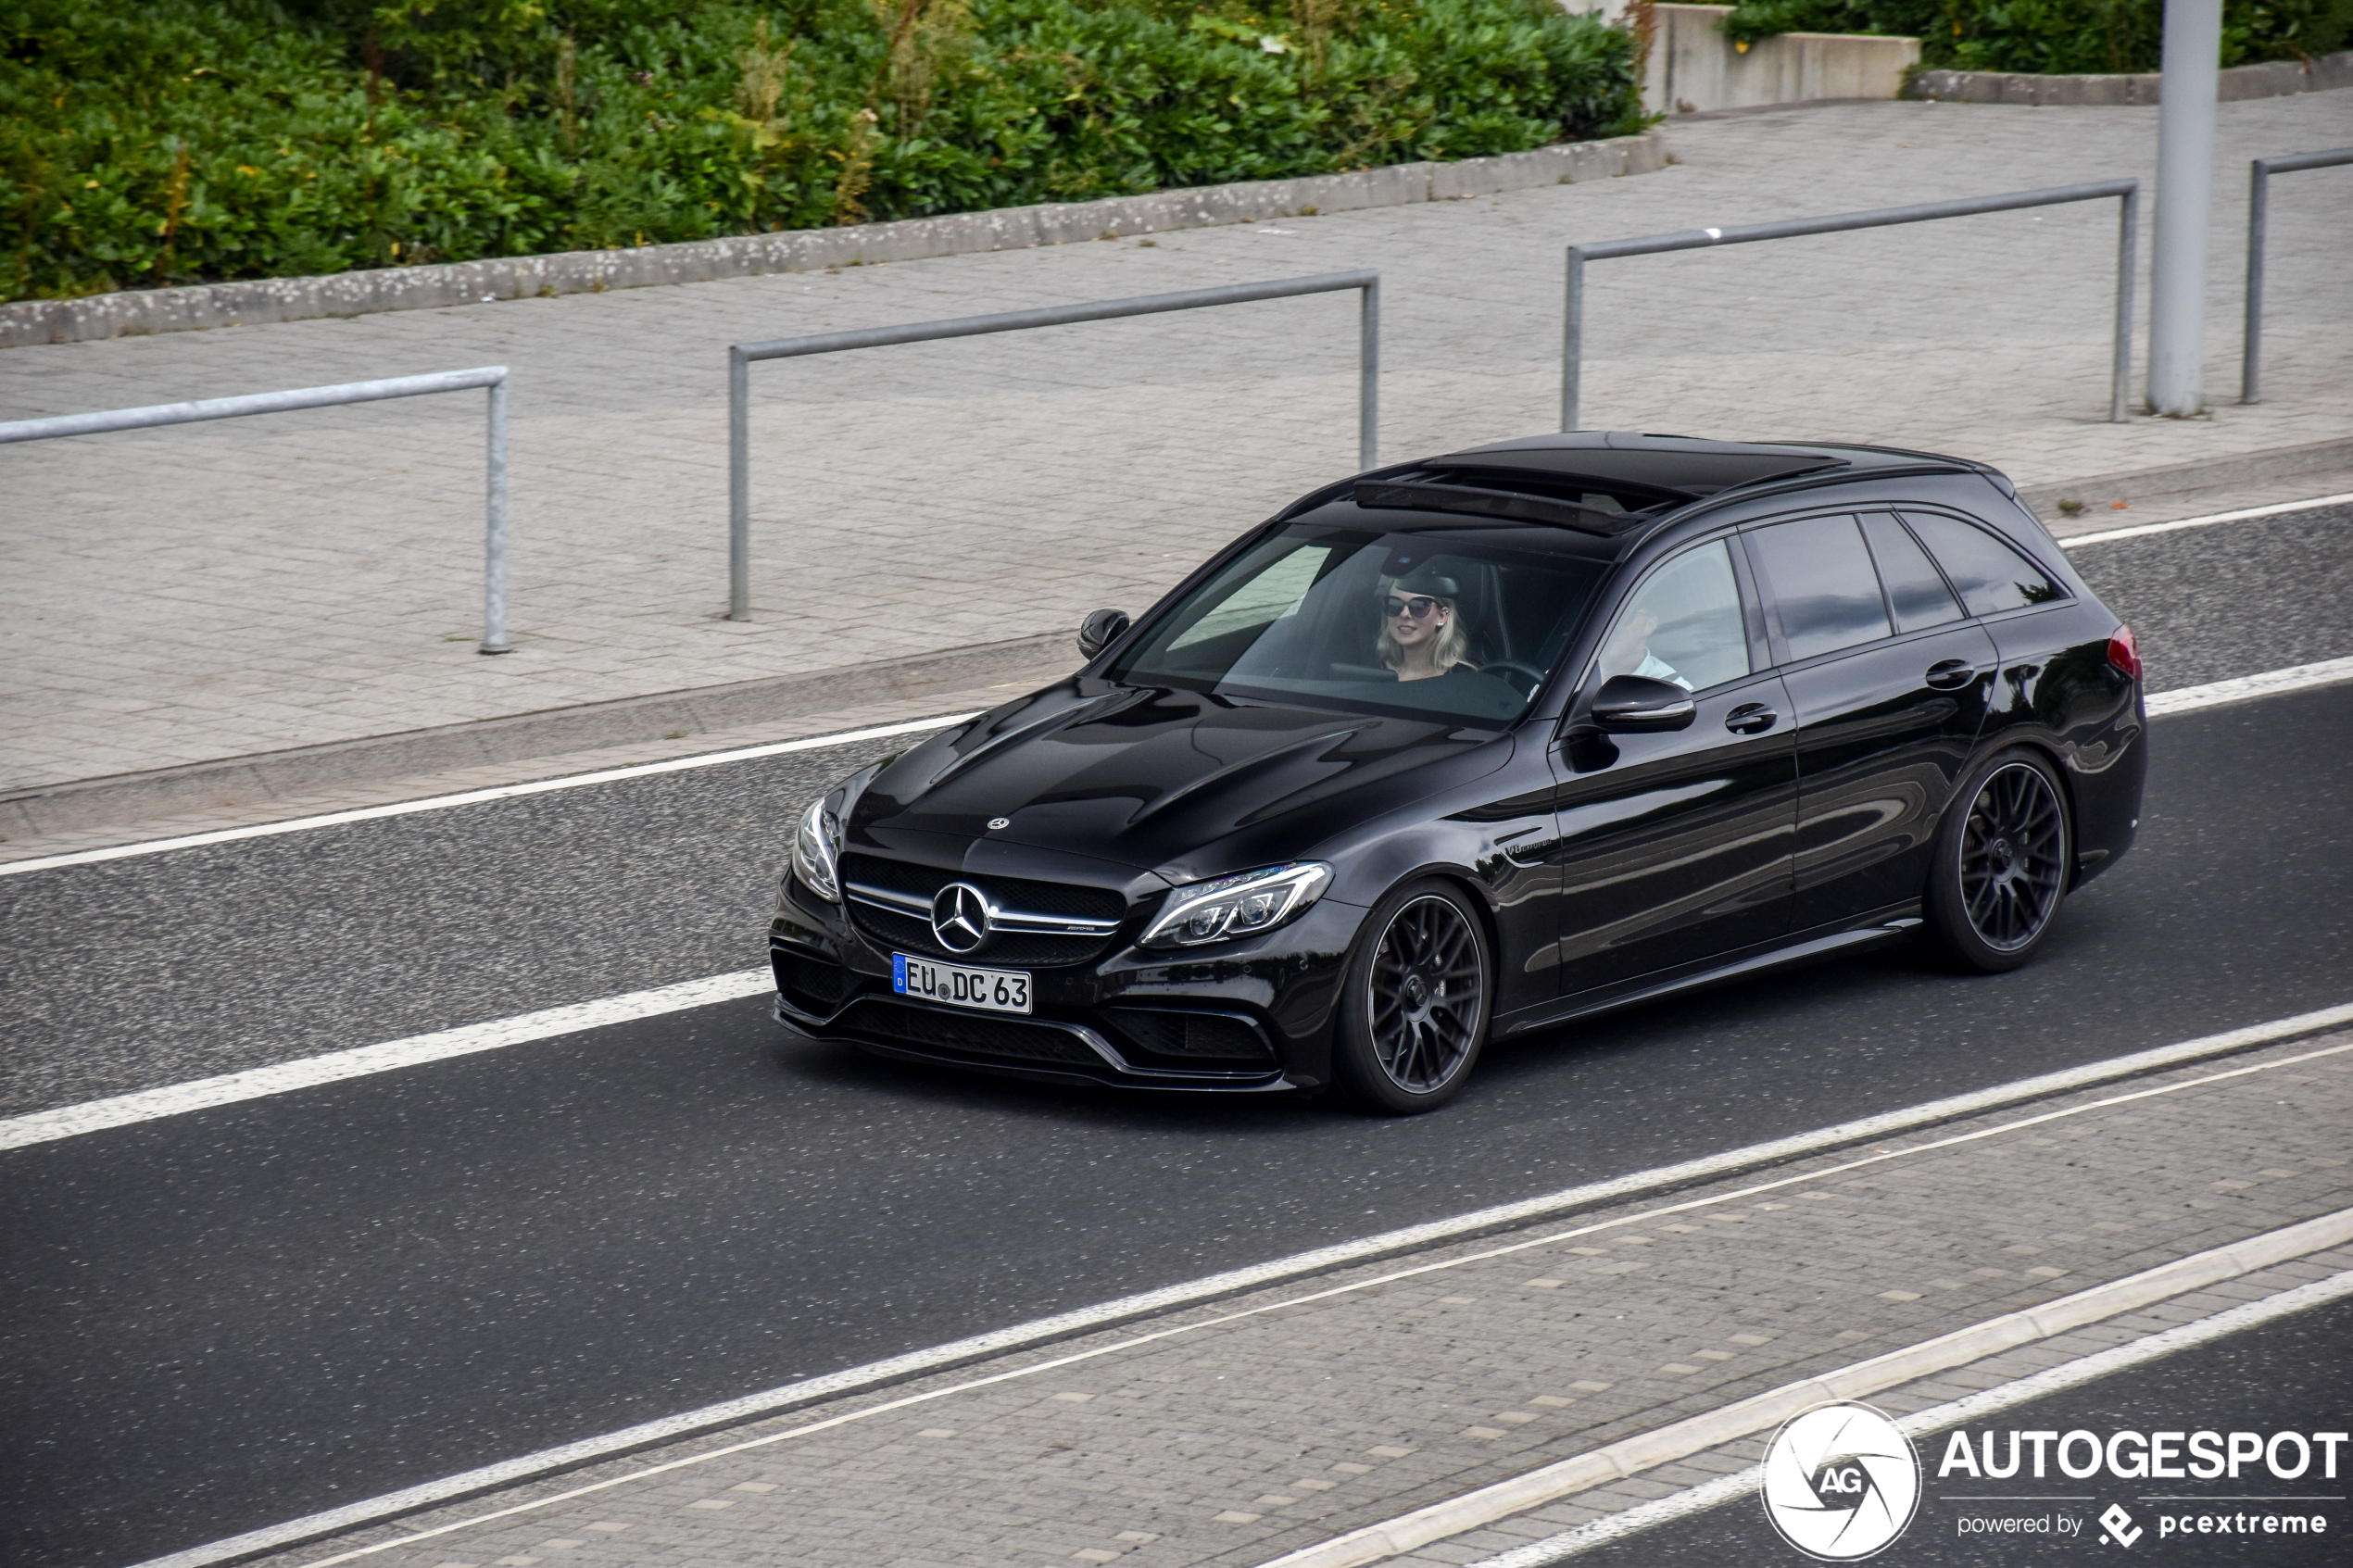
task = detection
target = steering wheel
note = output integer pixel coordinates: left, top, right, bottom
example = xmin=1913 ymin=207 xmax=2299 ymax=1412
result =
xmin=1482 ymin=659 xmax=1549 ymax=697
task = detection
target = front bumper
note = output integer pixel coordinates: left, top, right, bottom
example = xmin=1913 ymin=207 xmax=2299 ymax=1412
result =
xmin=769 ymin=874 xmax=1362 ymax=1092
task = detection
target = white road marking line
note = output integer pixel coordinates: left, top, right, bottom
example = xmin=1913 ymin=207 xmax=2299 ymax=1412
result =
xmin=0 ymin=712 xmax=975 ymax=878
xmin=1461 ymin=1264 xmax=2353 ymax=1567
xmin=2143 ymin=655 xmax=2353 ymax=715
xmin=0 ymin=970 xmax=771 ymax=1152
xmin=2057 ymin=488 xmax=2353 ymax=547
xmin=120 ymin=1014 xmax=2353 ymax=1568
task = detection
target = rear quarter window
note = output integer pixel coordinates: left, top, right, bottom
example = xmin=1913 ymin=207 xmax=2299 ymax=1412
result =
xmin=1902 ymin=511 xmax=2066 ymax=617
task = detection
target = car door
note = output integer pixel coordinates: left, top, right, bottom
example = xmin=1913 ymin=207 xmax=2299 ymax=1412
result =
xmin=1742 ymin=511 xmax=2000 ymax=931
xmin=1547 ymin=536 xmax=1798 ymax=995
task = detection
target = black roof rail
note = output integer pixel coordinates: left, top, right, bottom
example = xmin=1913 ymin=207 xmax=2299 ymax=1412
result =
xmin=1351 ymin=480 xmax=1627 ymax=536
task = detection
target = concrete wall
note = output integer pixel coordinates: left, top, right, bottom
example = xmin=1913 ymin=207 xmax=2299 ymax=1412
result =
xmin=1646 ymin=3 xmax=1919 ymax=116
xmin=1909 ymin=46 xmax=2353 ymax=106
xmin=0 ymin=132 xmax=1663 ymax=350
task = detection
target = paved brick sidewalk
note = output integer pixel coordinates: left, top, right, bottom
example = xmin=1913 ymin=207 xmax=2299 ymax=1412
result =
xmin=5 ymin=93 xmax=2349 ymax=797
xmin=227 ymin=1029 xmax=2353 ymax=1568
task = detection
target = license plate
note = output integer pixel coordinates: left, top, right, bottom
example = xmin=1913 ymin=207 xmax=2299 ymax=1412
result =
xmin=893 ymin=954 xmax=1032 ymax=1015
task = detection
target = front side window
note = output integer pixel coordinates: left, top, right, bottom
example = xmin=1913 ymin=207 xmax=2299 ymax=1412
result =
xmin=1592 ymin=539 xmax=1751 ymax=694
xmin=1902 ymin=511 xmax=2066 ymax=616
xmin=1747 ymin=514 xmax=1893 ymax=661
xmin=1111 ymin=525 xmax=1604 ymax=725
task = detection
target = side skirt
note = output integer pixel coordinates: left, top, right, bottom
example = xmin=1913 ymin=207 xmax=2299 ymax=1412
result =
xmin=1498 ymin=907 xmax=1922 ymax=1038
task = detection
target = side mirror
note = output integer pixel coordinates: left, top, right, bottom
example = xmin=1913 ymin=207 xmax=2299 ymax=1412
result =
xmin=1588 ymin=673 xmax=1696 ymax=734
xmin=1076 ymin=608 xmax=1131 ymax=660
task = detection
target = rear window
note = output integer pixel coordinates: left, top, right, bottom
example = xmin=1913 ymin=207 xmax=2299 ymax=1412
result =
xmin=1903 ymin=511 xmax=2066 ymax=616
xmin=1860 ymin=513 xmax=1964 ymax=633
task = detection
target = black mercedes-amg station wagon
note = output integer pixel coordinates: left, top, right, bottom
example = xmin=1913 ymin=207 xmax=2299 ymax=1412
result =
xmin=770 ymin=433 xmax=2146 ymax=1110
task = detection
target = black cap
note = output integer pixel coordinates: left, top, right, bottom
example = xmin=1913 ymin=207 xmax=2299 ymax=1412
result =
xmin=1390 ymin=569 xmax=1459 ymax=598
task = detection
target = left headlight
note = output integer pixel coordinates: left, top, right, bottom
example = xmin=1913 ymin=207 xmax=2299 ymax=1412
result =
xmin=792 ymin=794 xmax=844 ymax=902
xmin=1139 ymin=862 xmax=1332 ymax=949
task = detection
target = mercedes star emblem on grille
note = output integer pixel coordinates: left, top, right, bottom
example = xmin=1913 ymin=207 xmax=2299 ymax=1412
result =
xmin=930 ymin=882 xmax=992 ymax=953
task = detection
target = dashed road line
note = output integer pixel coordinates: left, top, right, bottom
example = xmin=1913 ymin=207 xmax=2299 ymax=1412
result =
xmin=2143 ymin=655 xmax=2353 ymax=716
xmin=2057 ymin=489 xmax=2353 ymax=549
xmin=0 ymin=712 xmax=975 ymax=879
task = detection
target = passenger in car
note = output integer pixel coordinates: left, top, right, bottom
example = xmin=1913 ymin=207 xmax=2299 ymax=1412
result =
xmin=1377 ymin=571 xmax=1478 ymax=682
xmin=1596 ymin=607 xmax=1692 ymax=691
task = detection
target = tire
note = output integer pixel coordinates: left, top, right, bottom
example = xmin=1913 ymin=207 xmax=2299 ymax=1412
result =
xmin=1330 ymin=878 xmax=1493 ymax=1113
xmin=1921 ymin=747 xmax=2073 ymax=974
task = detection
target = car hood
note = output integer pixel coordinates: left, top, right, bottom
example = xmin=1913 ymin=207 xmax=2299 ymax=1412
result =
xmin=853 ymin=680 xmax=1501 ymax=875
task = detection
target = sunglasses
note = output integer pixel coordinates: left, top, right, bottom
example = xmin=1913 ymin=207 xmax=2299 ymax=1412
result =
xmin=1384 ymin=595 xmax=1445 ymax=620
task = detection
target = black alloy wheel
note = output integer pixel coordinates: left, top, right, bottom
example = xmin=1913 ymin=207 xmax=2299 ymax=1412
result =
xmin=1332 ymin=879 xmax=1491 ymax=1112
xmin=1923 ymin=749 xmax=2073 ymax=973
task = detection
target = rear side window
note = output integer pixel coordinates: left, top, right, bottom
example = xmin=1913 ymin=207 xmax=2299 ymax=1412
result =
xmin=1903 ymin=511 xmax=2066 ymax=616
xmin=1860 ymin=513 xmax=1963 ymax=632
xmin=1746 ymin=515 xmax=1892 ymax=662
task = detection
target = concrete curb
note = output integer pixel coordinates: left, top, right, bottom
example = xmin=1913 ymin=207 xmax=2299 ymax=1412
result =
xmin=2016 ymin=433 xmax=2353 ymax=517
xmin=1908 ymin=46 xmax=2353 ymax=106
xmin=1259 ymin=1206 xmax=2353 ymax=1568
xmin=0 ymin=631 xmax=1076 ymax=842
xmin=0 ymin=132 xmax=1665 ymax=350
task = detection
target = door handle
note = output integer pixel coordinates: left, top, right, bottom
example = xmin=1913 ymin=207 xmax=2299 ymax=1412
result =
xmin=1924 ymin=659 xmax=1980 ymax=690
xmin=1724 ymin=703 xmax=1779 ymax=734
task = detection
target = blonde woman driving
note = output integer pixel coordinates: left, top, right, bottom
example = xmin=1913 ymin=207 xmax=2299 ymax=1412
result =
xmin=1377 ymin=571 xmax=1478 ymax=682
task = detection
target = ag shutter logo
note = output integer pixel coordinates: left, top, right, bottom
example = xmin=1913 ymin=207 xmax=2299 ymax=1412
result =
xmin=1761 ymin=1400 xmax=1923 ymax=1560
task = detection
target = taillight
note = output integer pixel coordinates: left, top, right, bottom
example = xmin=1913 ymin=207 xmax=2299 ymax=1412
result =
xmin=2107 ymin=625 xmax=2142 ymax=681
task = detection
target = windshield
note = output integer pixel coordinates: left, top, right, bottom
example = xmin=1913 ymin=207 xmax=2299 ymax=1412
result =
xmin=1110 ymin=524 xmax=1606 ymax=725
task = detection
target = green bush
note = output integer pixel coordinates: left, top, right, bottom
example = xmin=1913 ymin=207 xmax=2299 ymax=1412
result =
xmin=0 ymin=0 xmax=1640 ymax=302
xmin=1718 ymin=0 xmax=2353 ymax=74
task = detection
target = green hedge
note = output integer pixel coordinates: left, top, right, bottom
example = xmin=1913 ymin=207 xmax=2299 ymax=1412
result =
xmin=1718 ymin=0 xmax=2353 ymax=74
xmin=0 ymin=0 xmax=1640 ymax=303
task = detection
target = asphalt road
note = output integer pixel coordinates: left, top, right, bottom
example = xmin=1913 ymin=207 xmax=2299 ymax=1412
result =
xmin=1571 ymin=1293 xmax=2353 ymax=1567
xmin=2 ymin=506 xmax=2348 ymax=1568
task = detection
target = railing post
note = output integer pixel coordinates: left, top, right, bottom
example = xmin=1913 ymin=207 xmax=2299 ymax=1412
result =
xmin=482 ymin=375 xmax=512 ymax=654
xmin=2112 ymin=185 xmax=2139 ymax=425
xmin=728 ymin=345 xmax=751 ymax=621
xmin=1561 ymin=247 xmax=1586 ymax=433
xmin=2240 ymin=158 xmax=2270 ymax=405
xmin=1358 ymin=277 xmax=1380 ymax=471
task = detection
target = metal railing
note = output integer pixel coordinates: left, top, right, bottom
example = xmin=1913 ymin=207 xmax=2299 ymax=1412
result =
xmin=2239 ymin=145 xmax=2353 ymax=406
xmin=726 ymin=270 xmax=1380 ymax=621
xmin=0 ymin=367 xmax=514 ymax=652
xmin=1561 ymin=181 xmax=2141 ymax=431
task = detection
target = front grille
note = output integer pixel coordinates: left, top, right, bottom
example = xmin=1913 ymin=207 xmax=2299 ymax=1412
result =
xmin=1103 ymin=1008 xmax=1277 ymax=1067
xmin=837 ymin=997 xmax=1103 ymax=1067
xmin=772 ymin=946 xmax=860 ymax=1016
xmin=840 ymin=852 xmax=1126 ymax=966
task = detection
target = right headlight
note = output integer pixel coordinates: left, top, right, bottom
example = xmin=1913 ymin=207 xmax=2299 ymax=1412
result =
xmin=1139 ymin=862 xmax=1332 ymax=949
xmin=791 ymin=795 xmax=843 ymax=902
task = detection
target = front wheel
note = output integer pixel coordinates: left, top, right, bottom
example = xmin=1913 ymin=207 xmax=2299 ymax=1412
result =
xmin=1921 ymin=748 xmax=2073 ymax=973
xmin=1331 ymin=879 xmax=1492 ymax=1113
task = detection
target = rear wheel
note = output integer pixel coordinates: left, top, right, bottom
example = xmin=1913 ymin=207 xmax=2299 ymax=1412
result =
xmin=1331 ymin=879 xmax=1491 ymax=1113
xmin=1922 ymin=748 xmax=2072 ymax=973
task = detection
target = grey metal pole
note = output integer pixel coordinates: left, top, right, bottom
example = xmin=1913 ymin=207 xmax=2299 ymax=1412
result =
xmin=1561 ymin=247 xmax=1586 ymax=433
xmin=2240 ymin=159 xmax=2269 ymax=404
xmin=2146 ymin=0 xmax=2221 ymax=416
xmin=2112 ymin=185 xmax=2139 ymax=423
xmin=1358 ymin=278 xmax=1380 ymax=470
xmin=728 ymin=346 xmax=751 ymax=621
xmin=482 ymin=376 xmax=512 ymax=654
